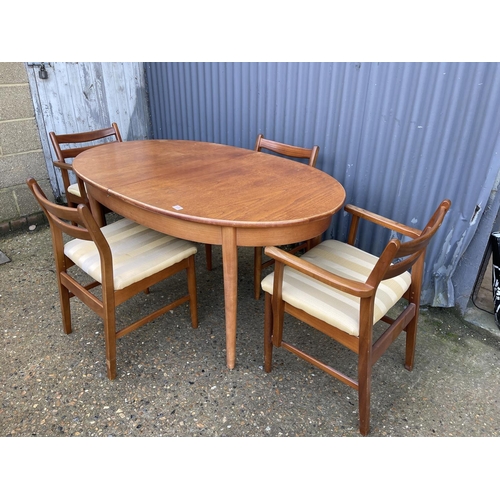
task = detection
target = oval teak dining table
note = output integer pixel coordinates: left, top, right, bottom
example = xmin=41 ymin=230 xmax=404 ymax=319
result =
xmin=73 ymin=140 xmax=346 ymax=369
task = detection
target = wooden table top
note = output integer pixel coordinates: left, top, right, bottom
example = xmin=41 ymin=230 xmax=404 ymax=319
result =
xmin=73 ymin=140 xmax=346 ymax=229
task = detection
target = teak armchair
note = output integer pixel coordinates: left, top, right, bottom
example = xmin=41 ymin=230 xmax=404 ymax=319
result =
xmin=49 ymin=123 xmax=122 ymax=221
xmin=262 ymin=199 xmax=451 ymax=435
xmin=204 ymin=134 xmax=320 ymax=301
xmin=27 ymin=178 xmax=198 ymax=380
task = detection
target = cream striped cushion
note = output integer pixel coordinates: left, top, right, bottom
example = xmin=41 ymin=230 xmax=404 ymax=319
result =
xmin=67 ymin=183 xmax=82 ymax=196
xmin=64 ymin=218 xmax=197 ymax=290
xmin=261 ymin=239 xmax=411 ymax=337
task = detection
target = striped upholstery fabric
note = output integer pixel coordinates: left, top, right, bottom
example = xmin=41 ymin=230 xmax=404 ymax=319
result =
xmin=261 ymin=239 xmax=411 ymax=337
xmin=67 ymin=183 xmax=81 ymax=196
xmin=64 ymin=218 xmax=197 ymax=290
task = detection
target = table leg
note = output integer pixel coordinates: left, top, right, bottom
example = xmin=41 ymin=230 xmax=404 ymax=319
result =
xmin=221 ymin=226 xmax=237 ymax=369
xmin=309 ymin=234 xmax=322 ymax=249
xmin=88 ymin=193 xmax=106 ymax=228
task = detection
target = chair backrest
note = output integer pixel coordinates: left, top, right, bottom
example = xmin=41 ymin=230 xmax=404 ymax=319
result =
xmin=49 ymin=123 xmax=122 ymax=163
xmin=49 ymin=123 xmax=122 ymax=199
xmin=26 ymin=178 xmax=110 ymax=264
xmin=369 ymin=200 xmax=451 ymax=287
xmin=254 ymin=134 xmax=319 ymax=167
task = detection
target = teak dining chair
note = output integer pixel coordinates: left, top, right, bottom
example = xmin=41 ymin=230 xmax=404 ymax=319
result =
xmin=253 ymin=134 xmax=320 ymax=299
xmin=27 ymin=178 xmax=198 ymax=380
xmin=261 ymin=199 xmax=451 ymax=435
xmin=49 ymin=123 xmax=122 ymax=221
xmin=204 ymin=134 xmax=320 ymax=300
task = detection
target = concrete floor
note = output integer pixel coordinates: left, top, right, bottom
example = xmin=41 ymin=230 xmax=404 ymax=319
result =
xmin=1 ymin=219 xmax=500 ymax=439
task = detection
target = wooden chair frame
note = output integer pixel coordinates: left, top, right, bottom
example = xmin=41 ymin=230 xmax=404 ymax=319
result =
xmin=27 ymin=178 xmax=198 ymax=380
xmin=204 ymin=134 xmax=320 ymax=300
xmin=49 ymin=123 xmax=122 ymax=222
xmin=252 ymin=134 xmax=319 ymax=299
xmin=263 ymin=199 xmax=451 ymax=435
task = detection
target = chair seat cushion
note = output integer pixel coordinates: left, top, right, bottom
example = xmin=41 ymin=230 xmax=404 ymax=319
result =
xmin=64 ymin=218 xmax=197 ymax=290
xmin=67 ymin=183 xmax=82 ymax=196
xmin=261 ymin=239 xmax=411 ymax=337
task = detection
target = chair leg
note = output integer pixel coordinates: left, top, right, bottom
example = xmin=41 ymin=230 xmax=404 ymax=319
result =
xmin=358 ymin=369 xmax=371 ymax=436
xmin=254 ymin=247 xmax=263 ymax=300
xmin=264 ymin=292 xmax=273 ymax=372
xmin=103 ymin=296 xmax=117 ymax=380
xmin=187 ymin=255 xmax=198 ymax=329
xmin=404 ymin=316 xmax=418 ymax=371
xmin=205 ymin=244 xmax=213 ymax=271
xmin=358 ymin=332 xmax=372 ymax=436
xmin=58 ymin=281 xmax=72 ymax=334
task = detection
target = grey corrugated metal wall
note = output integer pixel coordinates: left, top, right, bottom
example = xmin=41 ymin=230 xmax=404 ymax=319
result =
xmin=145 ymin=62 xmax=500 ymax=309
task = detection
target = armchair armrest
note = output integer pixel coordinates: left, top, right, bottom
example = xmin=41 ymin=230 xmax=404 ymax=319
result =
xmin=53 ymin=160 xmax=74 ymax=171
xmin=264 ymin=246 xmax=374 ymax=298
xmin=344 ymin=204 xmax=422 ymax=244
